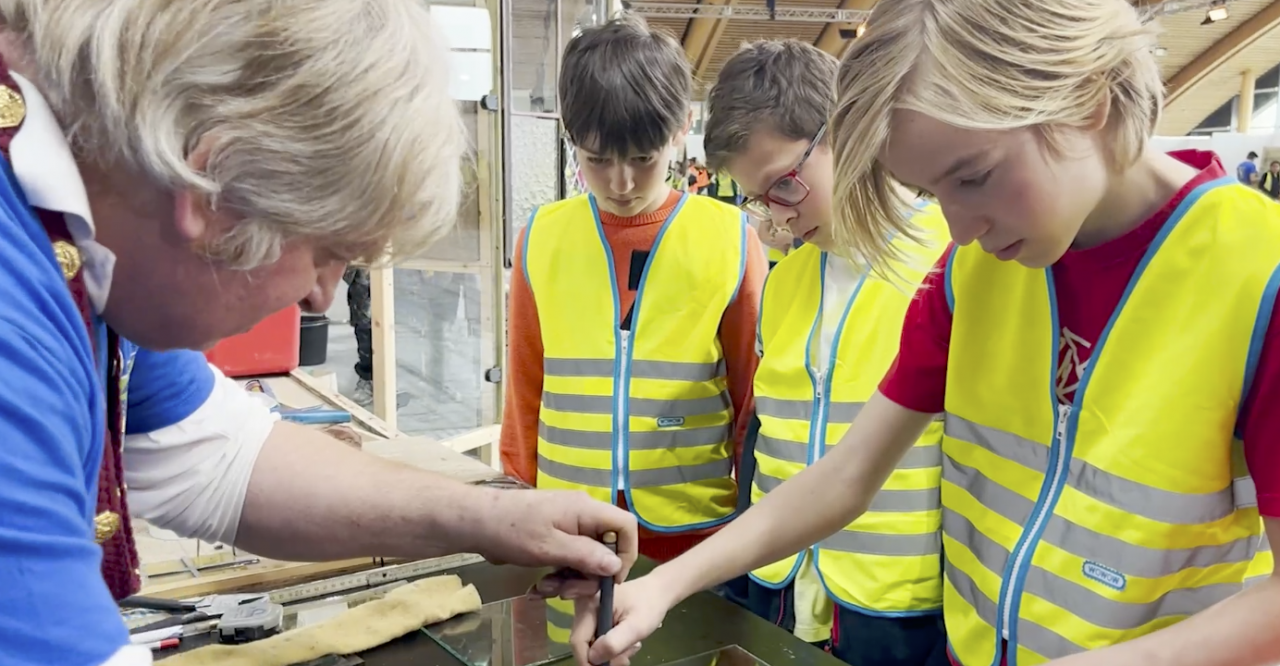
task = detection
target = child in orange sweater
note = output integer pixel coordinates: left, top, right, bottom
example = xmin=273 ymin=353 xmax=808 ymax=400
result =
xmin=500 ymin=15 xmax=766 ymax=564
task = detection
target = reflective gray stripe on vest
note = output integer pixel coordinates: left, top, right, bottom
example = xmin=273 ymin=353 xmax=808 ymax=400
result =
xmin=944 ymin=454 xmax=1258 ymax=579
xmin=537 ymin=454 xmax=732 ymax=488
xmin=945 ymin=562 xmax=1088 ymax=661
xmin=945 ymin=414 xmax=1239 ymax=526
xmin=755 ymin=470 xmax=938 ymax=512
xmin=942 ymin=505 xmax=1243 ymax=660
xmin=757 ymin=434 xmax=941 ymax=470
xmin=546 ymin=602 xmax=574 ymax=629
xmin=542 ymin=391 xmax=731 ymax=418
xmin=539 ymin=421 xmax=730 ymax=450
xmin=544 ymin=357 xmax=727 ymax=382
xmin=821 ymin=529 xmax=941 ymax=556
xmin=756 ymin=397 xmax=862 ymax=423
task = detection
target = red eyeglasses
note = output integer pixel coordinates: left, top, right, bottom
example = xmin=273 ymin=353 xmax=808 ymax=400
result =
xmin=740 ymin=123 xmax=828 ymax=221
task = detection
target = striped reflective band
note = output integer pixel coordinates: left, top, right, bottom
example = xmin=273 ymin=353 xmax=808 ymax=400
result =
xmin=541 ymin=392 xmax=731 ymax=418
xmin=756 ymin=434 xmax=942 ymax=469
xmin=946 ymin=415 xmax=1247 ymax=524
xmin=943 ymin=505 xmax=1246 ymax=660
xmin=755 ymin=396 xmax=862 ymax=422
xmin=945 ymin=455 xmax=1257 ymax=578
xmin=546 ymin=601 xmax=574 ymax=629
xmin=545 ymin=357 xmax=727 ymax=382
xmin=822 ymin=529 xmax=942 ymax=557
xmin=538 ymin=454 xmax=732 ymax=488
xmin=754 ymin=471 xmax=937 ymax=513
xmin=539 ymin=421 xmax=729 ymax=450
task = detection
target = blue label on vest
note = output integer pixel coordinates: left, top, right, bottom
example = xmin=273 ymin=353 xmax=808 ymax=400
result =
xmin=656 ymin=416 xmax=685 ymax=428
xmin=1082 ymin=561 xmax=1126 ymax=590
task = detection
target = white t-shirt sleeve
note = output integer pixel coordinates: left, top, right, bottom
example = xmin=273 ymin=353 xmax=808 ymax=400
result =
xmin=102 ymin=645 xmax=152 ymax=666
xmin=123 ymin=364 xmax=278 ymax=545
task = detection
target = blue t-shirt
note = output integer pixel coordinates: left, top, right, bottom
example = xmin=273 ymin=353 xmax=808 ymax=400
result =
xmin=0 ymin=160 xmax=215 ymax=664
xmin=1238 ymin=160 xmax=1259 ymax=184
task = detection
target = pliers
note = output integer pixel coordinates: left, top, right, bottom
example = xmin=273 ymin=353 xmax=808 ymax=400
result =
xmin=120 ymin=593 xmax=269 ymax=634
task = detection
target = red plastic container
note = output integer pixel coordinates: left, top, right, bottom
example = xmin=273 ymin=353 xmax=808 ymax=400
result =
xmin=204 ymin=305 xmax=302 ymax=377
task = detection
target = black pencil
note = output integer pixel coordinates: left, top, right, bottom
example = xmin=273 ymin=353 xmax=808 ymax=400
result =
xmin=595 ymin=530 xmax=618 ymax=655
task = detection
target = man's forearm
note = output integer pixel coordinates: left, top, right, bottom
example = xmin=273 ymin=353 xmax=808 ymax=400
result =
xmin=653 ymin=393 xmax=934 ymax=603
xmin=233 ymin=421 xmax=500 ymax=561
xmin=1047 ymin=575 xmax=1280 ymax=666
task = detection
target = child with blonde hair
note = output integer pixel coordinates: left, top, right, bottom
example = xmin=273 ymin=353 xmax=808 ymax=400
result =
xmin=566 ymin=1 xmax=1280 ymax=665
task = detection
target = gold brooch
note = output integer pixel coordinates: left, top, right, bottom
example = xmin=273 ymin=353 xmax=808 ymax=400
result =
xmin=52 ymin=240 xmax=81 ymax=281
xmin=0 ymin=84 xmax=24 ymax=129
xmin=94 ymin=511 xmax=121 ymax=544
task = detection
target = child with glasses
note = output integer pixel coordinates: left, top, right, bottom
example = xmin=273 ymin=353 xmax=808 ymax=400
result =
xmin=703 ymin=39 xmax=952 ymax=666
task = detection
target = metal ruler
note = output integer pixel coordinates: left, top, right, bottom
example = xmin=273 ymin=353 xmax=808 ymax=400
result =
xmin=267 ymin=553 xmax=485 ymax=606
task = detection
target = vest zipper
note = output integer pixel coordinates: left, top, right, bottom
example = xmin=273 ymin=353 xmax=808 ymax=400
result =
xmin=615 ymin=329 xmax=631 ymax=494
xmin=812 ymin=369 xmax=827 ymax=462
xmin=1000 ymin=402 xmax=1072 ymax=637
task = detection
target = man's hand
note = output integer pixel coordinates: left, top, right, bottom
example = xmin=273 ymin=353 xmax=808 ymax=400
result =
xmin=473 ymin=489 xmax=638 ymax=582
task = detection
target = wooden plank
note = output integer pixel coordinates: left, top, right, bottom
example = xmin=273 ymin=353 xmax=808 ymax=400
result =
xmin=139 ymin=557 xmax=383 ymax=600
xmin=440 ymin=424 xmax=502 ymax=469
xmin=288 ymin=369 xmax=401 ymax=439
xmin=362 ymin=435 xmax=503 ymax=484
xmin=369 ymin=266 xmax=398 ymax=431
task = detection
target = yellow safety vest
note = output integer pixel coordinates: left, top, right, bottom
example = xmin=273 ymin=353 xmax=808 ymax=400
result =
xmin=546 ymin=596 xmax=573 ymax=646
xmin=749 ymin=204 xmax=950 ymax=614
xmin=767 ymin=246 xmax=787 ymax=265
xmin=942 ymin=176 xmax=1278 ymax=665
xmin=524 ymin=192 xmax=746 ymax=531
xmin=716 ymin=169 xmax=738 ymax=196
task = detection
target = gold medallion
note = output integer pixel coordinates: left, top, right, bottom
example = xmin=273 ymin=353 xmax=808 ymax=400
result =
xmin=95 ymin=511 xmax=121 ymax=544
xmin=52 ymin=240 xmax=81 ymax=280
xmin=0 ymin=84 xmax=24 ymax=129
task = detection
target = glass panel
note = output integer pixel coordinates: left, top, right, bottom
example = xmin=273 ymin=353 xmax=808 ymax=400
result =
xmin=319 ymin=269 xmax=484 ymax=439
xmin=511 ymin=0 xmax=560 ymax=113
xmin=418 ymin=102 xmax=483 ymax=263
xmin=392 ymin=269 xmax=485 ymax=438
xmin=424 ymin=597 xmax=574 ymax=666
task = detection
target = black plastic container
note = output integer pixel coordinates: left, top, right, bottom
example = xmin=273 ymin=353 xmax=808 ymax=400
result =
xmin=298 ymin=314 xmax=330 ymax=366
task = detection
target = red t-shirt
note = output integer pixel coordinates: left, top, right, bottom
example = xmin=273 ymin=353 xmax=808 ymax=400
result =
xmin=878 ymin=151 xmax=1280 ymax=666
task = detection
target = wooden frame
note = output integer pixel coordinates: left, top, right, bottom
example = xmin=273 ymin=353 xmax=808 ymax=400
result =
xmin=361 ymin=0 xmax=506 ymax=466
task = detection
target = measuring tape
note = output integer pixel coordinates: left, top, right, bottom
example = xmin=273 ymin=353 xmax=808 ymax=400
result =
xmin=267 ymin=553 xmax=485 ymax=605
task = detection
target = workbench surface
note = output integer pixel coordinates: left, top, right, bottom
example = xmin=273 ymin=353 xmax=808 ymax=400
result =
xmin=159 ymin=559 xmax=843 ymax=666
xmin=371 ymin=560 xmax=842 ymax=666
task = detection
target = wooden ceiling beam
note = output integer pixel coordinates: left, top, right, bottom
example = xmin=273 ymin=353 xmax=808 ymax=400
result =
xmin=1166 ymin=0 xmax=1280 ymax=107
xmin=683 ymin=0 xmax=735 ymax=77
xmin=814 ymin=0 xmax=877 ymax=58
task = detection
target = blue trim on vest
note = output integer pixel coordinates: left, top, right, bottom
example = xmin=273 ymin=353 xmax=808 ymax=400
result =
xmin=997 ymin=174 xmax=1233 ymax=666
xmin=728 ymin=210 xmax=749 ymax=305
xmin=1238 ymin=261 xmax=1280 ymax=439
xmin=756 ymin=254 xmax=776 ymax=355
xmin=521 ymin=206 xmax=540 ymax=288
xmin=586 ymin=194 xmax=623 ymax=500
xmin=944 ymin=244 xmax=959 ymax=314
xmin=808 ymin=260 xmax=935 ymax=618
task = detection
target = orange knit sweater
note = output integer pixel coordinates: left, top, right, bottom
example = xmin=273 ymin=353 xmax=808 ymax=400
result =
xmin=500 ymin=190 xmax=767 ymax=562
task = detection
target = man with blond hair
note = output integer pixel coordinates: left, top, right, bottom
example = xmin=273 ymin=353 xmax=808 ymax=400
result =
xmin=0 ymin=2 xmax=637 ymax=665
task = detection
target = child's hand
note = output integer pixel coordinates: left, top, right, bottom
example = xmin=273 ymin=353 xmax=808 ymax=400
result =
xmin=569 ymin=576 xmax=675 ymax=666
